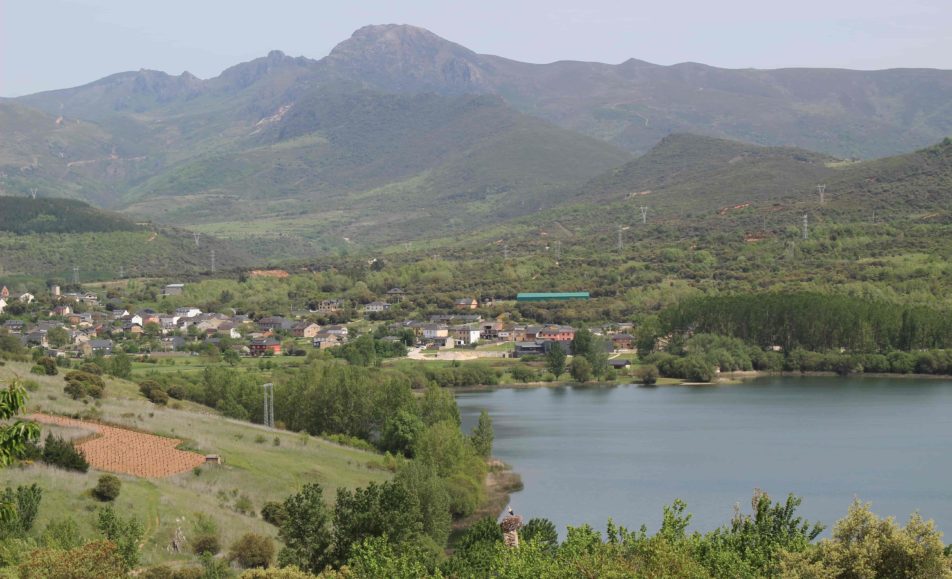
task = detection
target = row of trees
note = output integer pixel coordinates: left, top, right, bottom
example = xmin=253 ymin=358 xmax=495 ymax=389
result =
xmin=659 ymin=292 xmax=952 ymax=353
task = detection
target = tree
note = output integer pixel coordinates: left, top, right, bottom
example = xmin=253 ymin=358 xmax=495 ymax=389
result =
xmin=570 ymin=356 xmax=592 ymax=382
xmin=332 ymin=480 xmax=423 ymax=565
xmin=571 ymin=327 xmax=595 ymax=360
xmin=92 ymin=474 xmax=121 ymax=502
xmin=277 ymin=483 xmax=333 ymax=573
xmin=108 ymin=352 xmax=132 ymax=379
xmin=545 ymin=342 xmax=567 ymax=378
xmin=635 ymin=364 xmax=659 ymax=385
xmin=96 ymin=505 xmax=143 ymax=571
xmin=0 ymin=483 xmax=42 ymax=537
xmin=470 ymin=411 xmax=493 ymax=459
xmin=228 ymin=533 xmax=275 ymax=568
xmin=0 ymin=379 xmax=40 ymax=470
xmin=18 ymin=541 xmax=126 ymax=579
xmin=393 ymin=460 xmax=452 ymax=549
xmin=46 ymin=326 xmax=69 ymax=348
xmin=223 ymin=348 xmax=240 ymax=366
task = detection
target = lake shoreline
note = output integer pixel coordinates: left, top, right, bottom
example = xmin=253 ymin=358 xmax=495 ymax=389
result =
xmin=452 ymin=369 xmax=952 ymax=393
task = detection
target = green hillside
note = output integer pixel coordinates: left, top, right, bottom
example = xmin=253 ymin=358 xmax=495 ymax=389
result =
xmin=0 ymin=361 xmax=389 ymax=569
xmin=0 ymin=197 xmax=251 ymax=281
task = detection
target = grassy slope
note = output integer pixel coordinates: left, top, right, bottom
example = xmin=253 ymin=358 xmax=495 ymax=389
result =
xmin=1 ymin=361 xmax=389 ymax=567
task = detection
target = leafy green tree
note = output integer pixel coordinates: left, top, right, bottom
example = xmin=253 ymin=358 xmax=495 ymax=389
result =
xmin=332 ymin=481 xmax=423 ymax=565
xmin=780 ymin=499 xmax=950 ymax=578
xmin=277 ymin=483 xmax=333 ymax=573
xmin=347 ymin=536 xmax=436 ymax=579
xmin=521 ymin=518 xmax=558 ymax=552
xmin=228 ymin=532 xmax=275 ymax=569
xmin=96 ymin=505 xmax=143 ymax=571
xmin=0 ymin=379 xmax=40 ymax=470
xmin=46 ymin=326 xmax=69 ymax=348
xmin=381 ymin=409 xmax=425 ymax=457
xmin=418 ymin=384 xmax=460 ymax=427
xmin=393 ymin=460 xmax=451 ymax=550
xmin=570 ymin=356 xmax=592 ymax=382
xmin=571 ymin=327 xmax=595 ymax=360
xmin=470 ymin=410 xmax=493 ymax=458
xmin=635 ymin=364 xmax=659 ymax=385
xmin=0 ymin=483 xmax=42 ymax=538
xmin=545 ymin=343 xmax=566 ymax=378
xmin=93 ymin=475 xmax=121 ymax=502
xmin=509 ymin=364 xmax=536 ymax=383
xmin=223 ymin=348 xmax=240 ymax=366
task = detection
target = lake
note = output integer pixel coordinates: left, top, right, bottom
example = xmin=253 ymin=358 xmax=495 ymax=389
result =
xmin=457 ymin=376 xmax=952 ymax=536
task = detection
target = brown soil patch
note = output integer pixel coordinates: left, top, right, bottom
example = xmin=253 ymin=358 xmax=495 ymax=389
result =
xmin=28 ymin=413 xmax=205 ymax=478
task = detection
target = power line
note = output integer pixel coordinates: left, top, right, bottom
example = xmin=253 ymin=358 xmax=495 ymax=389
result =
xmin=262 ymin=383 xmax=274 ymax=428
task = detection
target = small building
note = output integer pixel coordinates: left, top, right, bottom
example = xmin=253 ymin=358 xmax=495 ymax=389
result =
xmin=451 ymin=325 xmax=481 ymax=346
xmin=249 ymin=338 xmax=281 ymax=356
xmin=312 ymin=333 xmax=343 ymax=349
xmin=3 ymin=319 xmax=25 ymax=334
xmin=423 ymin=324 xmax=449 ymax=340
xmin=364 ymin=301 xmax=390 ymax=313
xmin=536 ymin=325 xmax=575 ymax=342
xmin=0 ymin=298 xmax=6 ymax=315
xmin=174 ymin=307 xmax=202 ymax=318
xmin=514 ymin=341 xmax=546 ymax=357
xmin=162 ymin=283 xmax=185 ymax=297
xmin=89 ymin=339 xmax=114 ymax=355
xmin=454 ymin=298 xmax=478 ymax=310
xmin=204 ymin=454 xmax=223 ymax=465
xmin=18 ymin=292 xmax=35 ymax=304
xmin=386 ymin=288 xmax=405 ymax=303
xmin=0 ymin=286 xmax=8 ymax=299
xmin=611 ymin=334 xmax=635 ymax=350
xmin=516 ymin=292 xmax=590 ymax=302
xmin=609 ymin=359 xmax=632 ymax=370
xmin=323 ymin=325 xmax=349 ymax=337
xmin=315 ymin=299 xmax=343 ymax=313
xmin=257 ymin=316 xmax=292 ymax=332
xmin=291 ymin=322 xmax=321 ymax=338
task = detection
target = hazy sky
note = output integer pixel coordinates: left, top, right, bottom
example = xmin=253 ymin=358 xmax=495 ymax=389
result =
xmin=2 ymin=0 xmax=950 ymax=96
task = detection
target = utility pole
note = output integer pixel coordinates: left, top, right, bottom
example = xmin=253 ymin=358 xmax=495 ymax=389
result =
xmin=193 ymin=232 xmax=201 ymax=248
xmin=617 ymin=226 xmax=623 ymax=251
xmin=262 ymin=383 xmax=274 ymax=428
xmin=555 ymin=240 xmax=561 ymax=260
xmin=640 ymin=206 xmax=648 ymax=224
xmin=210 ymin=249 xmax=216 ymax=273
xmin=119 ymin=265 xmax=124 ymax=279
xmin=503 ymin=244 xmax=509 ymax=260
xmin=816 ymin=184 xmax=826 ymax=205
xmin=72 ymin=266 xmax=79 ymax=285
xmin=802 ymin=214 xmax=809 ymax=240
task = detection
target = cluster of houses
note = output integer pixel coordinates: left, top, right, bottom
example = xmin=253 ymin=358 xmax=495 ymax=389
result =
xmin=1 ymin=283 xmax=636 ymax=361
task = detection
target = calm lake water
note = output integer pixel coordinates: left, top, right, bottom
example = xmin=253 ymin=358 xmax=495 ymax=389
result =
xmin=457 ymin=376 xmax=952 ymax=536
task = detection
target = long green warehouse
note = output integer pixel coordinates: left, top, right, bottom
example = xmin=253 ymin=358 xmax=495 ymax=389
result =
xmin=516 ymin=292 xmax=590 ymax=302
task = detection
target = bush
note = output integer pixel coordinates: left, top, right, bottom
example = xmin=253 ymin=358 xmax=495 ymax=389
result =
xmin=228 ymin=532 xmax=275 ymax=568
xmin=93 ymin=474 xmax=121 ymax=502
xmin=635 ymin=364 xmax=659 ymax=385
xmin=147 ymin=388 xmax=170 ymax=405
xmin=38 ymin=357 xmax=58 ymax=376
xmin=63 ymin=371 xmax=105 ymax=400
xmin=191 ymin=513 xmax=220 ymax=556
xmin=41 ymin=434 xmax=89 ymax=472
xmin=260 ymin=502 xmax=287 ymax=527
xmin=18 ymin=540 xmax=125 ymax=578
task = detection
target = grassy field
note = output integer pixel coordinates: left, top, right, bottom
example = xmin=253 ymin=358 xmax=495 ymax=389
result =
xmin=1 ymin=361 xmax=389 ymax=568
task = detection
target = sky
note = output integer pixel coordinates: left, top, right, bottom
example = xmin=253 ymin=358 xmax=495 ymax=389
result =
xmin=2 ymin=0 xmax=950 ymax=96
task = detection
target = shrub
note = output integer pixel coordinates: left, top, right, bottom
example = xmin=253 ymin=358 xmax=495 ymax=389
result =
xmin=18 ymin=540 xmax=125 ymax=578
xmin=228 ymin=532 xmax=275 ymax=568
xmin=41 ymin=434 xmax=89 ymax=472
xmin=78 ymin=362 xmax=104 ymax=375
xmin=147 ymin=388 xmax=170 ymax=405
xmin=38 ymin=357 xmax=59 ymax=376
xmin=235 ymin=494 xmax=255 ymax=516
xmin=93 ymin=474 xmax=122 ymax=502
xmin=635 ymin=364 xmax=659 ymax=385
xmin=30 ymin=365 xmax=46 ymax=376
xmin=260 ymin=502 xmax=287 ymax=527
xmin=191 ymin=513 xmax=220 ymax=556
xmin=63 ymin=371 xmax=105 ymax=400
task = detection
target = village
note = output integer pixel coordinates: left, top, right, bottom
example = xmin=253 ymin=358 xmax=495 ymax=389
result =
xmin=0 ymin=282 xmax=638 ymax=368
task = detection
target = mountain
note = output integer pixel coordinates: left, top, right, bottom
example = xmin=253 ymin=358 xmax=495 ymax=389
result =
xmin=316 ymin=25 xmax=952 ymax=158
xmin=3 ymin=24 xmax=952 ymax=261
xmin=0 ymin=197 xmax=249 ymax=280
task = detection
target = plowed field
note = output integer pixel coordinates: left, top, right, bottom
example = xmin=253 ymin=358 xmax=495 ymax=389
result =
xmin=29 ymin=413 xmax=206 ymax=477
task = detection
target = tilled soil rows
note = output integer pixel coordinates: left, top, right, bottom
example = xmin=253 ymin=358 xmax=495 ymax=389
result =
xmin=29 ymin=413 xmax=206 ymax=477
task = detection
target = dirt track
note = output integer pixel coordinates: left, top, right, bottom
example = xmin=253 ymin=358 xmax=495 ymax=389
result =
xmin=28 ymin=413 xmax=205 ymax=478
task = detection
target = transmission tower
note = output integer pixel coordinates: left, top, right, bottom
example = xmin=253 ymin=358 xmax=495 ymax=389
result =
xmin=503 ymin=244 xmax=509 ymax=260
xmin=262 ymin=383 xmax=274 ymax=428
xmin=29 ymin=188 xmax=37 ymax=200
xmin=119 ymin=265 xmax=124 ymax=279
xmin=72 ymin=266 xmax=79 ymax=284
xmin=639 ymin=206 xmax=648 ymax=224
xmin=802 ymin=214 xmax=809 ymax=240
xmin=193 ymin=232 xmax=201 ymax=247
xmin=816 ymin=184 xmax=826 ymax=205
xmin=210 ymin=249 xmax=216 ymax=273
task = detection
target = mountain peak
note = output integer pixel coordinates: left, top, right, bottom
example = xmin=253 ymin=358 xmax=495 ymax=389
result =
xmin=322 ymin=24 xmax=493 ymax=94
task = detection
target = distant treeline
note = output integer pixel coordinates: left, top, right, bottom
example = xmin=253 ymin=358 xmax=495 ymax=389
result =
xmin=659 ymin=292 xmax=952 ymax=353
xmin=0 ymin=197 xmax=140 ymax=234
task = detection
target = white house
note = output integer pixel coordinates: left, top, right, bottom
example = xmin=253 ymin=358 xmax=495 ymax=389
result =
xmin=175 ymin=307 xmax=202 ymax=318
xmin=452 ymin=326 xmax=481 ymax=346
xmin=0 ymin=298 xmax=6 ymax=315
xmin=18 ymin=293 xmax=35 ymax=304
xmin=364 ymin=301 xmax=390 ymax=313
xmin=423 ymin=324 xmax=449 ymax=340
